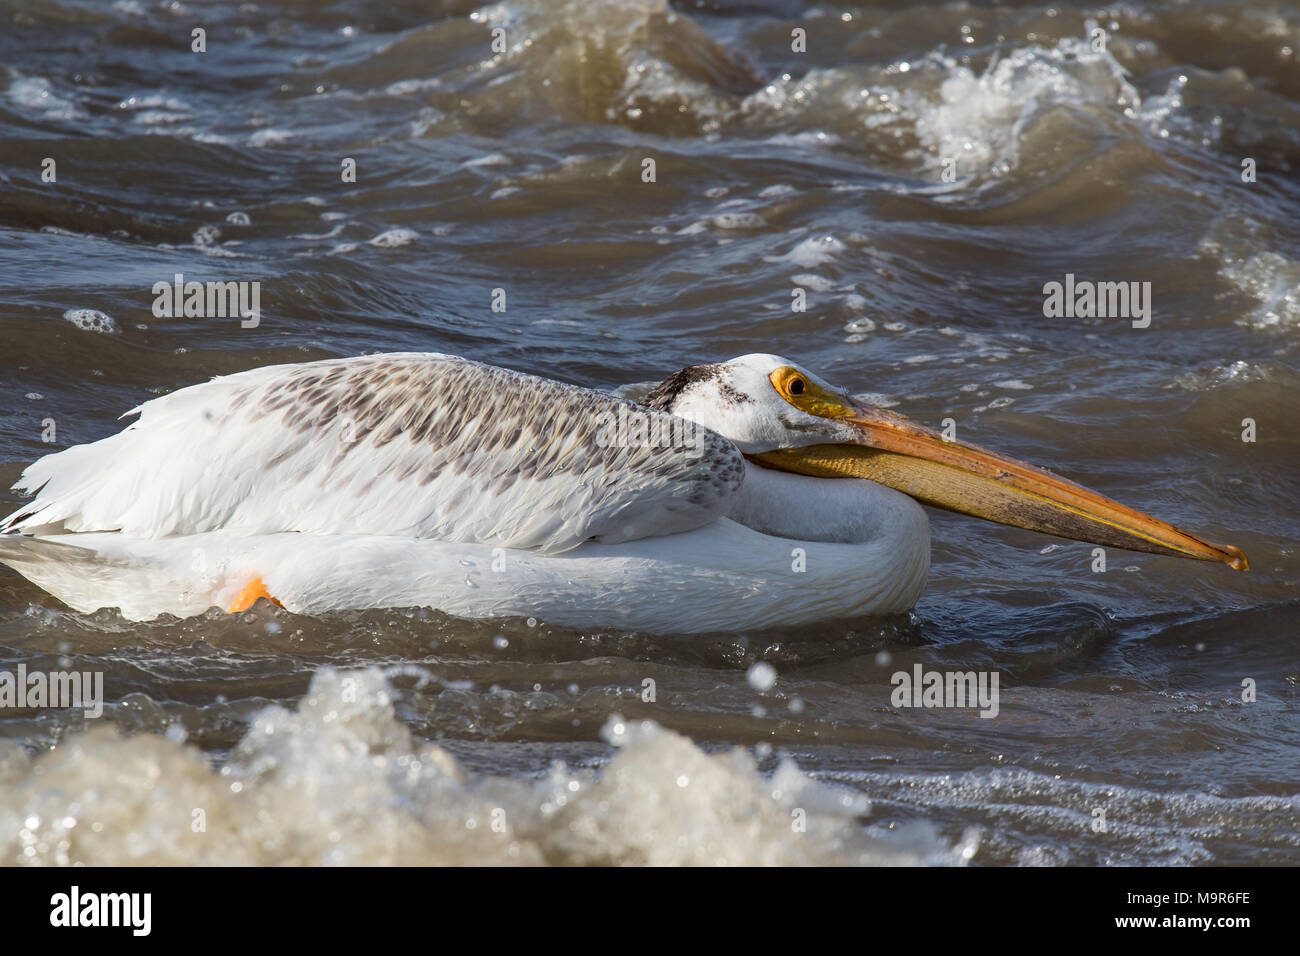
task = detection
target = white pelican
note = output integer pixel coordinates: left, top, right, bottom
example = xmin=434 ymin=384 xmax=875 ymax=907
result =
xmin=0 ymin=352 xmax=1246 ymax=633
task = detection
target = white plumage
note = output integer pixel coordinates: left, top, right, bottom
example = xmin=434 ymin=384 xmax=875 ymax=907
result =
xmin=0 ymin=351 xmax=938 ymax=632
xmin=5 ymin=353 xmax=742 ymax=551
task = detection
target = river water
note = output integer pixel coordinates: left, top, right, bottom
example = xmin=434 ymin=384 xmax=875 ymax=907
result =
xmin=0 ymin=0 xmax=1297 ymax=864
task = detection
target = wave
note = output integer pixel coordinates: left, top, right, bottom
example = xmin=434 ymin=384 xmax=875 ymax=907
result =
xmin=0 ymin=666 xmax=961 ymax=865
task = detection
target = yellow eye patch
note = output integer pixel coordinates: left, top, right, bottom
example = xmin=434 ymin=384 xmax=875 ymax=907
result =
xmin=768 ymin=365 xmax=854 ymax=419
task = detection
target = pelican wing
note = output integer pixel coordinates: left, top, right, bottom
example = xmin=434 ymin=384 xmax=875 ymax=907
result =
xmin=3 ymin=353 xmax=744 ymax=553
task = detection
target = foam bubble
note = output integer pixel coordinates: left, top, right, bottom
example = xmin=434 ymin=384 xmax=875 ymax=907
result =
xmin=746 ymin=661 xmax=777 ymax=692
xmin=62 ymin=309 xmax=119 ymax=334
xmin=710 ymin=212 xmax=765 ymax=229
xmin=191 ymin=224 xmax=243 ymax=258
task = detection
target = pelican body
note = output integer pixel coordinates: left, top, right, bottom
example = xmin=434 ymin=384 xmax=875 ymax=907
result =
xmin=0 ymin=353 xmax=1245 ymax=633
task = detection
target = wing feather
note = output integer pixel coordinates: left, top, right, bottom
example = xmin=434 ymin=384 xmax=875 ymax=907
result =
xmin=3 ymin=353 xmax=744 ymax=553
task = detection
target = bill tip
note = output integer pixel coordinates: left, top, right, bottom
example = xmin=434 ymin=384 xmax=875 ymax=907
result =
xmin=1222 ymin=545 xmax=1249 ymax=571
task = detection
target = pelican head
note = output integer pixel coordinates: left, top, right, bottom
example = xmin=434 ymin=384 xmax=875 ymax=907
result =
xmin=644 ymin=354 xmax=1248 ymax=569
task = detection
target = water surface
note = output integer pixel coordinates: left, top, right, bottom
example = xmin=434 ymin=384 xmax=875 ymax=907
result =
xmin=0 ymin=0 xmax=1297 ymax=864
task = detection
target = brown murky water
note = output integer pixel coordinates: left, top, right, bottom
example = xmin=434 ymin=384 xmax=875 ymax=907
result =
xmin=0 ymin=0 xmax=1297 ymax=864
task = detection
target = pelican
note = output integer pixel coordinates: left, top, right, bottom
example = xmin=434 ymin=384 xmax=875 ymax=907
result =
xmin=0 ymin=352 xmax=1246 ymax=633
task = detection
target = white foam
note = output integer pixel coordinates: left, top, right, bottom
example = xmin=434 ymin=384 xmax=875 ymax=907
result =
xmin=62 ymin=309 xmax=119 ymax=334
xmin=0 ymin=667 xmax=957 ymax=865
xmin=464 ymin=153 xmax=511 ymax=167
xmin=7 ymin=75 xmax=87 ymax=121
xmin=766 ymin=234 xmax=846 ymax=268
xmin=710 ymin=212 xmax=765 ymax=229
xmin=118 ymin=94 xmax=194 ymax=128
xmin=248 ymin=128 xmax=292 ymax=147
xmin=294 ymin=224 xmax=345 ymax=241
xmin=825 ymin=765 xmax=1300 ymax=866
xmin=1172 ymin=361 xmax=1273 ymax=391
xmin=368 ymin=228 xmax=420 ymax=248
xmin=1222 ymin=251 xmax=1300 ymax=330
xmin=791 ymin=273 xmax=835 ymax=292
xmin=745 ymin=37 xmax=1188 ymax=185
xmin=907 ymin=40 xmax=1139 ymax=177
xmin=191 ymin=224 xmax=243 ymax=258
xmin=1198 ymin=218 xmax=1300 ymax=330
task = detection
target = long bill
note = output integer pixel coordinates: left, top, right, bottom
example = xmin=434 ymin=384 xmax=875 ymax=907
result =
xmin=749 ymin=402 xmax=1248 ymax=570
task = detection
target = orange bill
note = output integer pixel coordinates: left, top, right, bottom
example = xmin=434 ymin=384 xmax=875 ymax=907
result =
xmin=751 ymin=401 xmax=1247 ymax=569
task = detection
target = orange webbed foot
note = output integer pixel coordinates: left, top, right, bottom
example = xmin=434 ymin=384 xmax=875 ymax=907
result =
xmin=228 ymin=576 xmax=284 ymax=613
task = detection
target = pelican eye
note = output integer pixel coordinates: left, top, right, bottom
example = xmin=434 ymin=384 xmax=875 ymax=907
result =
xmin=768 ymin=365 xmax=854 ymax=419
